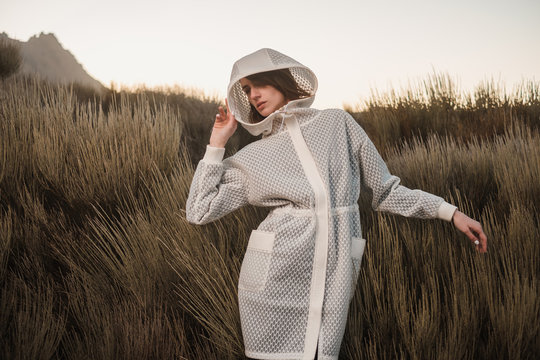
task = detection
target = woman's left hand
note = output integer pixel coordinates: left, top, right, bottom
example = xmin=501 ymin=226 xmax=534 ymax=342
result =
xmin=451 ymin=210 xmax=488 ymax=253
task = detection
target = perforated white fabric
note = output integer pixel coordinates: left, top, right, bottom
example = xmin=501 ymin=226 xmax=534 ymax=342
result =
xmin=185 ymin=48 xmax=456 ymax=360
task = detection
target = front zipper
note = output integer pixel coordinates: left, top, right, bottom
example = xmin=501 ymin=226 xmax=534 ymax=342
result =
xmin=283 ymin=114 xmax=329 ymax=360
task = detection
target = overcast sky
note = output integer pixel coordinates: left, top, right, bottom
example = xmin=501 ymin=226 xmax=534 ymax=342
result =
xmin=2 ymin=0 xmax=539 ymax=109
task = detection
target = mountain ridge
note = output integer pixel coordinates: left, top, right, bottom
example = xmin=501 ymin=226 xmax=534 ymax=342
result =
xmin=1 ymin=32 xmax=105 ymax=92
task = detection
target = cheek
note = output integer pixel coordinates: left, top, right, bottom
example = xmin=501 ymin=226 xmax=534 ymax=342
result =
xmin=277 ymin=92 xmax=286 ymax=105
xmin=272 ymin=90 xmax=285 ymax=103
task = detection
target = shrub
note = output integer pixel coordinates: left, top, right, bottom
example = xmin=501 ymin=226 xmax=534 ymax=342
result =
xmin=0 ymin=39 xmax=22 ymax=80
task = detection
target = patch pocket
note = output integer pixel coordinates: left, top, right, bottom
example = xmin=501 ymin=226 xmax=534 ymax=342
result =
xmin=238 ymin=230 xmax=276 ymax=293
xmin=350 ymin=237 xmax=367 ymax=301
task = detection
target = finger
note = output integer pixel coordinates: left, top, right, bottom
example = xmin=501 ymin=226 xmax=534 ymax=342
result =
xmin=479 ymin=242 xmax=487 ymax=253
xmin=218 ymin=106 xmax=226 ymax=119
xmin=470 ymin=223 xmax=488 ymax=251
xmin=476 ymin=240 xmax=487 ymax=253
xmin=226 ymin=98 xmax=231 ymax=113
xmin=464 ymin=229 xmax=479 ymax=243
xmin=479 ymin=231 xmax=488 ymax=253
xmin=470 ymin=232 xmax=487 ymax=253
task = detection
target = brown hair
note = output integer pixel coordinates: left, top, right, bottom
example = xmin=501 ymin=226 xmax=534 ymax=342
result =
xmin=245 ymin=68 xmax=312 ymax=123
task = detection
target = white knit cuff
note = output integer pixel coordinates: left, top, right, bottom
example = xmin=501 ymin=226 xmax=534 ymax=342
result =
xmin=202 ymin=145 xmax=226 ymax=163
xmin=437 ymin=201 xmax=458 ymax=222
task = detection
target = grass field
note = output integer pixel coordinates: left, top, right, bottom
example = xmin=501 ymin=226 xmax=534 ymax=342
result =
xmin=1 ymin=74 xmax=538 ymax=359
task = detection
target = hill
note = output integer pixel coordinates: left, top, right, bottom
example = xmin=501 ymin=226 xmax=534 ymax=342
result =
xmin=0 ymin=32 xmax=105 ymax=91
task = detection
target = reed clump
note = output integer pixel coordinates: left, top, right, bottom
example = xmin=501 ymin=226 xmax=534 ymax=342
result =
xmin=1 ymin=73 xmax=538 ymax=359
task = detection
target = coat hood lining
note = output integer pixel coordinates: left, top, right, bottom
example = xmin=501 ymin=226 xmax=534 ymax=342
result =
xmin=226 ymin=48 xmax=318 ymax=136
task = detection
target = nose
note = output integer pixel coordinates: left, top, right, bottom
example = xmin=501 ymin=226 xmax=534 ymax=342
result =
xmin=250 ymin=86 xmax=261 ymax=101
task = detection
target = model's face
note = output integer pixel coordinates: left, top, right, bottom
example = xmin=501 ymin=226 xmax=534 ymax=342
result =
xmin=239 ymin=77 xmax=288 ymax=117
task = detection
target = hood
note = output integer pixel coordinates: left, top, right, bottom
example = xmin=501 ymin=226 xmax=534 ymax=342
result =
xmin=227 ymin=48 xmax=318 ymax=136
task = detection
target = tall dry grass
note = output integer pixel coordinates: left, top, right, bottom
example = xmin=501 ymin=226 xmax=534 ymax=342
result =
xmin=0 ymin=73 xmax=539 ymax=359
xmin=347 ymin=72 xmax=540 ymax=158
xmin=69 ymin=80 xmax=258 ymax=166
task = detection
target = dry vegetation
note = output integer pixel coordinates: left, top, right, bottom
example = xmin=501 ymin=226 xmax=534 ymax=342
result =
xmin=0 ymin=38 xmax=22 ymax=80
xmin=0 ymin=73 xmax=539 ymax=359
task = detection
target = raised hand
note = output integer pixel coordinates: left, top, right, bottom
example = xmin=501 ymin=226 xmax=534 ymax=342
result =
xmin=209 ymin=99 xmax=238 ymax=148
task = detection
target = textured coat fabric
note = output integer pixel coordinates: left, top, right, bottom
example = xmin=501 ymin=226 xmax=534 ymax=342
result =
xmin=185 ymin=48 xmax=457 ymax=360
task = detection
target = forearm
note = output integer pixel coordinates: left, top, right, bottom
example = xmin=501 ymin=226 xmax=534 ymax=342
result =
xmin=185 ymin=145 xmax=248 ymax=225
xmin=209 ymin=134 xmax=228 ymax=148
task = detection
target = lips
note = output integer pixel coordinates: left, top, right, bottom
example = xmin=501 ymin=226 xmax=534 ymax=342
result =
xmin=257 ymin=101 xmax=266 ymax=109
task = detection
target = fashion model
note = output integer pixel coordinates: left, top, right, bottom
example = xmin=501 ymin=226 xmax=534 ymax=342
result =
xmin=185 ymin=48 xmax=488 ymax=360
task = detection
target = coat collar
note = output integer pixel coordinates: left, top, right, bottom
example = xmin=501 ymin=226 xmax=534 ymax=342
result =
xmin=261 ymin=97 xmax=318 ymax=138
xmin=244 ymin=95 xmax=316 ymax=137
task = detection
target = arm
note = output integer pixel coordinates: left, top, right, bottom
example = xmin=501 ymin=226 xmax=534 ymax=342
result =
xmin=185 ymin=98 xmax=247 ymax=225
xmin=185 ymin=145 xmax=249 ymax=225
xmin=349 ymin=115 xmax=455 ymax=220
xmin=345 ymin=112 xmax=488 ymax=252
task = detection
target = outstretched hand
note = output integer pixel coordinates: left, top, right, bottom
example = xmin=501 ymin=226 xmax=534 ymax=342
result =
xmin=452 ymin=210 xmax=488 ymax=253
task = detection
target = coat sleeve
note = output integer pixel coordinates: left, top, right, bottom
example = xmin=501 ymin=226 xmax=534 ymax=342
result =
xmin=344 ymin=112 xmax=457 ymax=221
xmin=185 ymin=145 xmax=250 ymax=225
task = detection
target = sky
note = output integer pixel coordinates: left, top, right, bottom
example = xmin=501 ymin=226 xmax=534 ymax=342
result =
xmin=1 ymin=0 xmax=539 ymax=109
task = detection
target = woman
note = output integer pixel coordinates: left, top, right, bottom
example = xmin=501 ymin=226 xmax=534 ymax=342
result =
xmin=185 ymin=48 xmax=487 ymax=360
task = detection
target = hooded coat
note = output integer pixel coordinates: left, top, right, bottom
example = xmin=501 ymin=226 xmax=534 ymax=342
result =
xmin=185 ymin=48 xmax=457 ymax=360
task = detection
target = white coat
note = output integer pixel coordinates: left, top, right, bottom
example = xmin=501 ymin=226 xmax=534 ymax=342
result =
xmin=185 ymin=48 xmax=457 ymax=360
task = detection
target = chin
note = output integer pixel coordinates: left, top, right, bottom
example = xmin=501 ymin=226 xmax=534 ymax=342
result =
xmin=261 ymin=106 xmax=279 ymax=117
